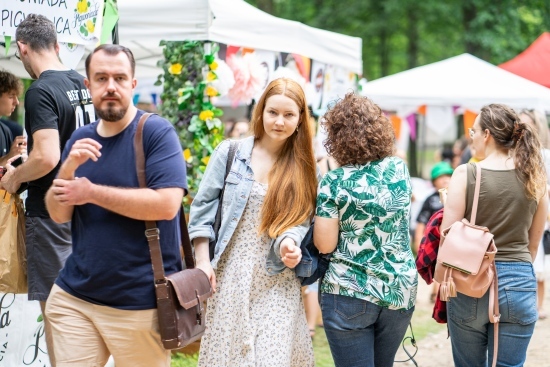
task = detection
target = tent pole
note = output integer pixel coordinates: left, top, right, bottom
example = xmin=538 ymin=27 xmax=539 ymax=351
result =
xmin=112 ymin=23 xmax=119 ymax=45
xmin=408 ymin=116 xmax=418 ymax=177
xmin=419 ymin=114 xmax=426 ymax=178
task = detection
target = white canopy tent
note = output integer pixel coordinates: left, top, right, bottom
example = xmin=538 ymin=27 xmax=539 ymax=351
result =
xmin=360 ymin=53 xmax=550 ymax=113
xmin=1 ymin=0 xmax=363 ymax=79
xmin=115 ymin=0 xmax=363 ymax=78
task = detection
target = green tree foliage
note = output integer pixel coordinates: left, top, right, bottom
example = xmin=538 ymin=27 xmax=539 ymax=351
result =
xmin=246 ymin=0 xmax=549 ymax=80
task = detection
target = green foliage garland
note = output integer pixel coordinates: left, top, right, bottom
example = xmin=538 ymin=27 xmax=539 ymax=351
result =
xmin=157 ymin=41 xmax=225 ymax=200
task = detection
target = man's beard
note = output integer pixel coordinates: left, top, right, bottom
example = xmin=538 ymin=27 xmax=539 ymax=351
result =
xmin=97 ymin=103 xmax=127 ymax=122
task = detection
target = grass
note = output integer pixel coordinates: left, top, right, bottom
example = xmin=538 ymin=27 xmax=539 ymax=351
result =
xmin=171 ymin=353 xmax=199 ymax=367
xmin=170 ymin=311 xmax=445 ymax=367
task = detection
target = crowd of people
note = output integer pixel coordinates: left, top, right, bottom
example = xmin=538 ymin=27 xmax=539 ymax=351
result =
xmin=0 ymin=13 xmax=548 ymax=367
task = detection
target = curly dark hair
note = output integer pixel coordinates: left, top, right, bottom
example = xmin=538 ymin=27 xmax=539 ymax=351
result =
xmin=0 ymin=69 xmax=23 ymax=96
xmin=322 ymin=92 xmax=395 ymax=165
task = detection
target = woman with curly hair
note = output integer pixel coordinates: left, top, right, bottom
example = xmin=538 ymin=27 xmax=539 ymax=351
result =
xmin=442 ymin=104 xmax=548 ymax=366
xmin=189 ymin=78 xmax=316 ymax=366
xmin=313 ymin=92 xmax=417 ymax=367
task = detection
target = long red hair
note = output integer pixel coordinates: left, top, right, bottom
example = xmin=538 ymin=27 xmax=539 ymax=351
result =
xmin=251 ymin=78 xmax=317 ymax=238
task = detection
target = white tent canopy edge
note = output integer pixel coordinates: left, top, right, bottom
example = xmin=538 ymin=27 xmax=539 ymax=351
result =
xmin=1 ymin=0 xmax=363 ymax=80
xmin=116 ymin=0 xmax=363 ymax=77
xmin=360 ymin=53 xmax=550 ymax=113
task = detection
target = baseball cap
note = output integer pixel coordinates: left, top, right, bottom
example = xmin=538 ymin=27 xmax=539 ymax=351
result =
xmin=431 ymin=162 xmax=454 ymax=180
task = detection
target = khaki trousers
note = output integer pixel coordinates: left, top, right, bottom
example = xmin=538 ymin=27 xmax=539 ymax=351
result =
xmin=45 ymin=284 xmax=170 ymax=367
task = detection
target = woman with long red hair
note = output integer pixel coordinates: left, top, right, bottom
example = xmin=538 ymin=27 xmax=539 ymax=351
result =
xmin=189 ymin=78 xmax=317 ymax=366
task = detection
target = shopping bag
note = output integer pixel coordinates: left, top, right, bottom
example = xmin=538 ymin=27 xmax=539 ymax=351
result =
xmin=0 ymin=190 xmax=27 ymax=293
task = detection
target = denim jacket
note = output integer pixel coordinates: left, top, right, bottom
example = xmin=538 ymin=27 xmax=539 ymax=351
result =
xmin=188 ymin=136 xmax=310 ymax=275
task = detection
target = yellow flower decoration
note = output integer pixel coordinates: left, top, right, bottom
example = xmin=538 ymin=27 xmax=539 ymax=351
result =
xmin=169 ymin=63 xmax=183 ymax=75
xmin=86 ymin=20 xmax=95 ymax=33
xmin=201 ymin=156 xmax=210 ymax=165
xmin=77 ymin=0 xmax=88 ymax=14
xmin=205 ymin=86 xmax=218 ymax=97
xmin=183 ymin=149 xmax=192 ymax=162
xmin=199 ymin=110 xmax=214 ymax=121
xmin=206 ymin=71 xmax=216 ymax=82
xmin=177 ymin=89 xmax=184 ymax=97
xmin=209 ymin=61 xmax=219 ymax=71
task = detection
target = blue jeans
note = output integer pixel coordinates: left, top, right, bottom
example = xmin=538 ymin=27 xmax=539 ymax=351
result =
xmin=447 ymin=262 xmax=538 ymax=367
xmin=320 ymin=293 xmax=414 ymax=367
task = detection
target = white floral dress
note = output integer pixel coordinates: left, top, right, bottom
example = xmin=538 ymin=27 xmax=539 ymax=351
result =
xmin=198 ymin=181 xmax=314 ymax=367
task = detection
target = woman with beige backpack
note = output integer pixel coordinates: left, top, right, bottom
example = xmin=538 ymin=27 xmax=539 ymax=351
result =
xmin=441 ymin=104 xmax=548 ymax=367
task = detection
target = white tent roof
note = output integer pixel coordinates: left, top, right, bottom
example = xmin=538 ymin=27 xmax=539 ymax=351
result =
xmin=360 ymin=53 xmax=550 ymax=112
xmin=115 ymin=0 xmax=362 ymax=78
xmin=1 ymin=0 xmax=362 ymax=79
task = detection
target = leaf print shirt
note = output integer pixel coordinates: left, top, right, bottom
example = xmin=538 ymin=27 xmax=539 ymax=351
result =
xmin=316 ymin=156 xmax=418 ymax=310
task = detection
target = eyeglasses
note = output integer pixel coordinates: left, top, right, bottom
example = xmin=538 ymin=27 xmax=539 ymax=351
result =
xmin=14 ymin=41 xmax=26 ymax=60
xmin=468 ymin=128 xmax=476 ymax=138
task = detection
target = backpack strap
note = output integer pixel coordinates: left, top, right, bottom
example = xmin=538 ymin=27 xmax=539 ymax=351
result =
xmin=470 ymin=163 xmax=482 ymax=225
xmin=488 ymin=266 xmax=500 ymax=367
xmin=469 ymin=163 xmax=500 ymax=367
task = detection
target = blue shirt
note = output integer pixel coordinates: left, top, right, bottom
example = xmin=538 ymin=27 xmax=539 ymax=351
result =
xmin=55 ymin=111 xmax=188 ymax=310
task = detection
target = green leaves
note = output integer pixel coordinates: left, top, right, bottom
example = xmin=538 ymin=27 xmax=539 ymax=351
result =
xmin=245 ymin=0 xmax=550 ymax=82
xmin=159 ymin=41 xmax=225 ymax=201
xmin=362 ymin=202 xmax=387 ymax=217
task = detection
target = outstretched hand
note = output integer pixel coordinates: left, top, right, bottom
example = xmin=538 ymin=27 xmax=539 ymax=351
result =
xmin=280 ymin=238 xmax=302 ymax=268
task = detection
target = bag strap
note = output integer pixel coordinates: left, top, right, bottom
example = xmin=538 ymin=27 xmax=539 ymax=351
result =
xmin=212 ymin=141 xmax=238 ymax=238
xmin=470 ymin=163 xmax=482 ymax=225
xmin=134 ymin=113 xmax=194 ymax=287
xmin=470 ymin=163 xmax=500 ymax=367
xmin=488 ymin=264 xmax=500 ymax=367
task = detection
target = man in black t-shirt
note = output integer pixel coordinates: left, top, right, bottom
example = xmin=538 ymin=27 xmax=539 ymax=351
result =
xmin=0 ymin=70 xmax=26 ymax=166
xmin=0 ymin=14 xmax=95 ymax=366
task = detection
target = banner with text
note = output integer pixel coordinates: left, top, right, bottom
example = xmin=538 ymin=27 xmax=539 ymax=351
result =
xmin=2 ymin=0 xmax=104 ymax=45
xmin=0 ymin=293 xmax=50 ymax=367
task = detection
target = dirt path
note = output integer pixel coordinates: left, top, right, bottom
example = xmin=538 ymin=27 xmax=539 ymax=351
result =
xmin=394 ymin=273 xmax=550 ymax=367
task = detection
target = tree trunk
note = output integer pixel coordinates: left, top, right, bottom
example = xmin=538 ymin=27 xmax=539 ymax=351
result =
xmin=380 ymin=27 xmax=390 ymax=77
xmin=255 ymin=0 xmax=274 ymax=14
xmin=462 ymin=1 xmax=479 ymax=55
xmin=406 ymin=6 xmax=419 ymax=69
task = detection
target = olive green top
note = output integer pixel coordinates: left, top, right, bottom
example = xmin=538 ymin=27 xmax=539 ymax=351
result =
xmin=465 ymin=163 xmax=537 ymax=263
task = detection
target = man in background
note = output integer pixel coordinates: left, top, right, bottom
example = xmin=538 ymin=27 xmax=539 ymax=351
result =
xmin=0 ymin=14 xmax=95 ymax=366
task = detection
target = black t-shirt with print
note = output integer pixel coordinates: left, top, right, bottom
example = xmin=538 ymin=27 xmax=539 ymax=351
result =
xmin=416 ymin=191 xmax=443 ymax=225
xmin=24 ymin=70 xmax=95 ymax=217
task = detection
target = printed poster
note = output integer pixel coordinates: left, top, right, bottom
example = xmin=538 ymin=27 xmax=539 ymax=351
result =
xmin=0 ymin=293 xmax=50 ymax=367
xmin=1 ymin=0 xmax=104 ymax=45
